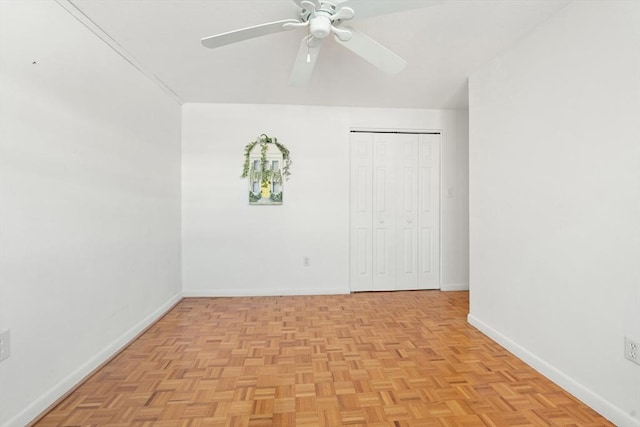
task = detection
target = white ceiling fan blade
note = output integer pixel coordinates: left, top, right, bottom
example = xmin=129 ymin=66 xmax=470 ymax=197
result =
xmin=201 ymin=19 xmax=300 ymax=49
xmin=289 ymin=36 xmax=322 ymax=87
xmin=333 ymin=0 xmax=443 ymax=19
xmin=307 ymin=35 xmax=322 ymax=48
xmin=335 ymin=27 xmax=406 ymax=74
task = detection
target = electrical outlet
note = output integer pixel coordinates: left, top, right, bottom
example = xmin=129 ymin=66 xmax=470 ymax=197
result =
xmin=625 ymin=336 xmax=639 ymax=365
xmin=303 ymin=256 xmax=310 ymax=267
xmin=0 ymin=330 xmax=9 ymax=362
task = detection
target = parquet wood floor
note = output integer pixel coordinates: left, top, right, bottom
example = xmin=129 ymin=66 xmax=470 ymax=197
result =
xmin=33 ymin=291 xmax=613 ymax=426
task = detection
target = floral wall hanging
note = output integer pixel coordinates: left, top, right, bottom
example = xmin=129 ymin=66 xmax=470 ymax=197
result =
xmin=241 ymin=134 xmax=291 ymax=205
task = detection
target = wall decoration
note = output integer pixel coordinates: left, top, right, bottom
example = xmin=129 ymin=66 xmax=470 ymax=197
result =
xmin=241 ymin=134 xmax=291 ymax=205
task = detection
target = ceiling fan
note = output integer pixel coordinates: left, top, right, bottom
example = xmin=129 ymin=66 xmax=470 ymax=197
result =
xmin=201 ymin=0 xmax=443 ymax=86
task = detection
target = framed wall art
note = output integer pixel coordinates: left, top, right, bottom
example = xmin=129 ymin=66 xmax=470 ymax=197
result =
xmin=241 ymin=134 xmax=291 ymax=205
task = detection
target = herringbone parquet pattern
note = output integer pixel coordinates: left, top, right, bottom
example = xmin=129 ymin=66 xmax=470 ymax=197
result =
xmin=33 ymin=291 xmax=612 ymax=426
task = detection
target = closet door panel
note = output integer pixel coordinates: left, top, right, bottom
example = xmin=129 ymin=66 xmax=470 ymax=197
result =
xmin=372 ymin=134 xmax=397 ymax=291
xmin=396 ymin=135 xmax=419 ymax=290
xmin=418 ymin=134 xmax=441 ymax=289
xmin=349 ymin=133 xmax=373 ymax=291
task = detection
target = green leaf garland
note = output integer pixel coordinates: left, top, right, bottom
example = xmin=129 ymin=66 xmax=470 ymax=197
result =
xmin=241 ymin=134 xmax=292 ymax=180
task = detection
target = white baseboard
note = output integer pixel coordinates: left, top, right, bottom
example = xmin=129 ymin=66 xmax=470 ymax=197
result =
xmin=467 ymin=314 xmax=640 ymax=427
xmin=182 ymin=287 xmax=350 ymax=298
xmin=182 ymin=287 xmax=469 ymax=297
xmin=4 ymin=291 xmax=184 ymax=427
xmin=441 ymin=282 xmax=469 ymax=291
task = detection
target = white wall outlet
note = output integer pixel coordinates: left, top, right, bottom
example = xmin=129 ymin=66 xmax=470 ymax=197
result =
xmin=303 ymin=256 xmax=310 ymax=267
xmin=0 ymin=330 xmax=10 ymax=362
xmin=625 ymin=336 xmax=639 ymax=365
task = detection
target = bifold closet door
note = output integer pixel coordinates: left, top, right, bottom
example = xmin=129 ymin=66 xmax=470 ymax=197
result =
xmin=349 ymin=132 xmax=440 ymax=292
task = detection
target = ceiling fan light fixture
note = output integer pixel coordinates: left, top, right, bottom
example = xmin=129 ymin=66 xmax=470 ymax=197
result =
xmin=309 ymin=16 xmax=332 ymax=38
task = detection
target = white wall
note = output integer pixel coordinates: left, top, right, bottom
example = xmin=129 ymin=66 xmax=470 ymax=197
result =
xmin=468 ymin=1 xmax=640 ymax=426
xmin=182 ymin=104 xmax=468 ymax=295
xmin=0 ymin=2 xmax=182 ymax=426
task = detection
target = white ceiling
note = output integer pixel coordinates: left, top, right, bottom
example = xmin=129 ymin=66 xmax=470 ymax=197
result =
xmin=69 ymin=0 xmax=570 ymax=109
